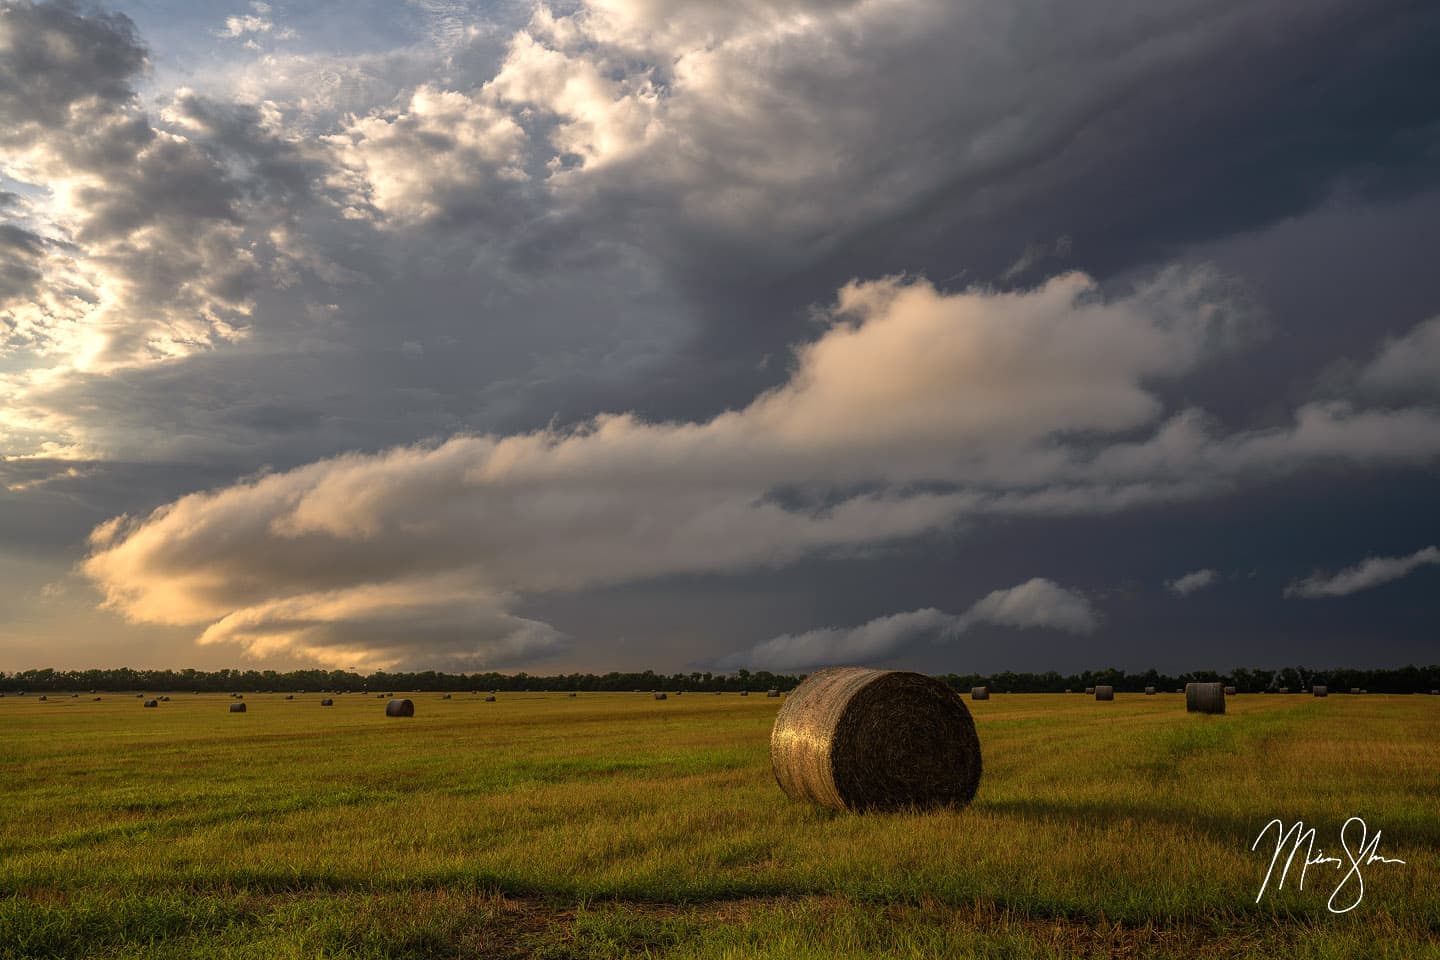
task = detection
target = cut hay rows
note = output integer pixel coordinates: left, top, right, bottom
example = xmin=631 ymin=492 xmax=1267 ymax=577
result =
xmin=1185 ymin=682 xmax=1225 ymax=714
xmin=386 ymin=698 xmax=415 ymax=717
xmin=770 ymin=666 xmax=982 ymax=812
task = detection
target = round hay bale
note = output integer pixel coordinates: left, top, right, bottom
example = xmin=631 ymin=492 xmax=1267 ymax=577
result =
xmin=160 ymin=696 xmax=170 ymax=701
xmin=229 ymin=702 xmax=246 ymax=713
xmin=1185 ymin=682 xmax=1225 ymax=714
xmin=1144 ymin=686 xmax=1156 ymax=695
xmin=71 ymin=694 xmax=78 ymax=698
xmin=1084 ymin=686 xmax=1095 ymax=695
xmin=284 ymin=694 xmax=294 ymax=700
xmin=1279 ymin=687 xmax=1289 ymax=694
xmin=1094 ymin=685 xmax=1115 ymax=701
xmin=1224 ymin=686 xmax=1237 ymax=695
xmin=135 ymin=693 xmax=143 ymax=698
xmin=1350 ymin=687 xmax=1360 ymax=694
xmin=39 ymin=695 xmax=47 ymax=701
xmin=568 ymin=692 xmax=577 ymax=697
xmin=93 ymin=696 xmax=102 ymax=701
xmin=1431 ymin=689 xmax=1439 ymax=695
xmin=770 ymin=666 xmax=982 ymax=812
xmin=1313 ymin=685 xmax=1328 ymax=697
xmin=674 ymin=690 xmax=683 ymax=696
xmin=654 ymin=692 xmax=668 ymax=700
xmin=320 ymin=698 xmax=334 ymax=706
xmin=766 ymin=688 xmax=780 ymax=698
xmin=484 ymin=695 xmax=496 ymax=702
xmin=970 ymin=686 xmax=989 ymax=701
xmin=143 ymin=699 xmax=158 ymax=708
xmin=385 ymin=698 xmax=415 ymax=717
xmin=740 ymin=690 xmax=749 ymax=697
xmin=442 ymin=694 xmax=452 ymax=700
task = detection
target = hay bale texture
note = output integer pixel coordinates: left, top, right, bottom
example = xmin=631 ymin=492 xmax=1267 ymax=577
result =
xmin=321 ymin=698 xmax=334 ymax=706
xmin=484 ymin=695 xmax=496 ymax=702
xmin=1314 ymin=685 xmax=1328 ymax=697
xmin=1185 ymin=682 xmax=1225 ymax=714
xmin=1094 ymin=685 xmax=1114 ymax=701
xmin=767 ymin=689 xmax=780 ymax=698
xmin=1144 ymin=686 xmax=1156 ymax=695
xmin=143 ymin=699 xmax=158 ymax=708
xmin=769 ymin=666 xmax=981 ymax=812
xmin=1084 ymin=686 xmax=1095 ymax=695
xmin=654 ymin=692 xmax=668 ymax=700
xmin=386 ymin=698 xmax=415 ymax=717
xmin=970 ymin=686 xmax=989 ymax=701
xmin=229 ymin=702 xmax=246 ymax=713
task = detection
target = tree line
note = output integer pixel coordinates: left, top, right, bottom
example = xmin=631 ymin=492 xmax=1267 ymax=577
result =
xmin=2 ymin=664 xmax=1438 ymax=694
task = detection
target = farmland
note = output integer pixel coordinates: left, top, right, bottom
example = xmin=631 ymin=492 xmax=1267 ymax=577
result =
xmin=1 ymin=690 xmax=1436 ymax=958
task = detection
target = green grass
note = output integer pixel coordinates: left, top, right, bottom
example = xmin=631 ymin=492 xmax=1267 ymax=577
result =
xmin=2 ymin=691 xmax=1437 ymax=957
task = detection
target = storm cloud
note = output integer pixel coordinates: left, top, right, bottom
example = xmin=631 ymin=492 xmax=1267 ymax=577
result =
xmin=3 ymin=0 xmax=1440 ymax=671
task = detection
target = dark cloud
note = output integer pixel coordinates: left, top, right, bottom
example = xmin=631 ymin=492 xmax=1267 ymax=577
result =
xmin=0 ymin=0 xmax=145 ymax=139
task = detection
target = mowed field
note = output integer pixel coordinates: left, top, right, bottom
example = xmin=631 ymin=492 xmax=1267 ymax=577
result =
xmin=1 ymin=690 xmax=1437 ymax=959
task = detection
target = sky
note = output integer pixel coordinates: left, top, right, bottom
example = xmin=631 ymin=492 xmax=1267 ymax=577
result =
xmin=2 ymin=0 xmax=1439 ymax=677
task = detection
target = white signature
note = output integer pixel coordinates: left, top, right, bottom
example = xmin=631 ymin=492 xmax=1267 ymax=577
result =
xmin=1252 ymin=817 xmax=1407 ymax=913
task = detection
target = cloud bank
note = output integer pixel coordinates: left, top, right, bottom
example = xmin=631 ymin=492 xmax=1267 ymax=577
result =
xmin=727 ymin=578 xmax=1098 ymax=672
xmin=1284 ymin=546 xmax=1440 ymax=599
xmin=81 ymin=272 xmax=1440 ymax=669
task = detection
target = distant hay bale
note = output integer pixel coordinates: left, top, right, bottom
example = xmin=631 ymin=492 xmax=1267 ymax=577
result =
xmin=568 ymin=692 xmax=576 ymax=697
xmin=1064 ymin=688 xmax=1072 ymax=693
xmin=970 ymin=686 xmax=989 ymax=701
xmin=484 ymin=695 xmax=496 ymax=702
xmin=160 ymin=696 xmax=170 ymax=701
xmin=1279 ymin=687 xmax=1289 ymax=694
xmin=284 ymin=694 xmax=294 ymax=700
xmin=1224 ymin=686 xmax=1237 ymax=695
xmin=654 ymin=692 xmax=668 ymax=700
xmin=135 ymin=693 xmax=143 ymax=698
xmin=740 ymin=690 xmax=749 ymax=697
xmin=1360 ymin=689 xmax=1368 ymax=694
xmin=1084 ymin=687 xmax=1095 ymax=695
xmin=767 ymin=688 xmax=780 ymax=698
xmin=230 ymin=702 xmax=246 ymax=713
xmin=1350 ymin=687 xmax=1361 ymax=694
xmin=1144 ymin=686 xmax=1156 ymax=695
xmin=442 ymin=694 xmax=452 ymax=700
xmin=770 ymin=667 xmax=982 ymax=812
xmin=143 ymin=699 xmax=158 ymax=708
xmin=1314 ymin=685 xmax=1328 ymax=697
xmin=71 ymin=694 xmax=78 ymax=698
xmin=386 ymin=698 xmax=415 ymax=717
xmin=1431 ymin=689 xmax=1439 ymax=695
xmin=93 ymin=697 xmax=102 ymax=701
xmin=39 ymin=695 xmax=47 ymax=701
xmin=1185 ymin=682 xmax=1225 ymax=713
xmin=1094 ymin=685 xmax=1114 ymax=701
xmin=320 ymin=698 xmax=334 ymax=706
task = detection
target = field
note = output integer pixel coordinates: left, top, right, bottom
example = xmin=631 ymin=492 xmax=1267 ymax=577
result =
xmin=1 ymin=690 xmax=1437 ymax=958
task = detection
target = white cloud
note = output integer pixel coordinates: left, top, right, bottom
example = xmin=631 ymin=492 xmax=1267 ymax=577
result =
xmin=728 ymin=578 xmax=1098 ymax=672
xmin=1358 ymin=315 xmax=1440 ymax=398
xmin=1167 ymin=568 xmax=1218 ymax=596
xmin=324 ymin=85 xmax=528 ymax=224
xmin=1284 ymin=546 xmax=1440 ymax=599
